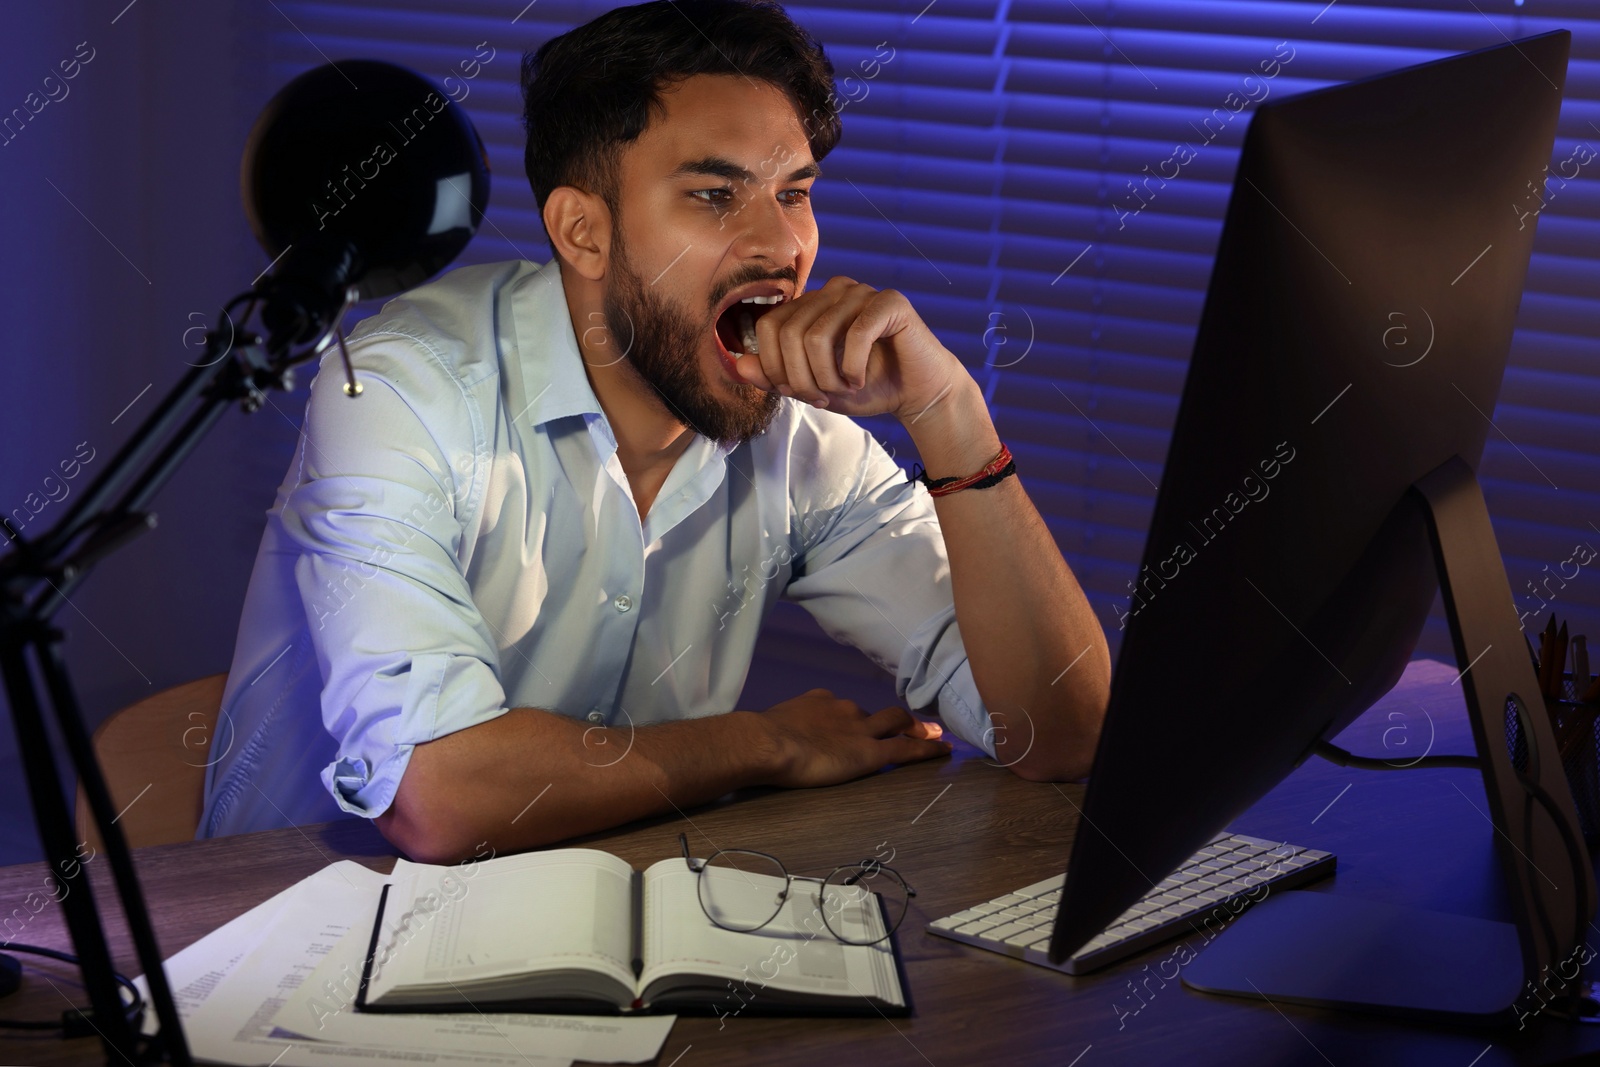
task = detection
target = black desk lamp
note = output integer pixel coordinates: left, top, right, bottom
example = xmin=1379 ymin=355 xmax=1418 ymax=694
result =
xmin=0 ymin=58 xmax=489 ymax=1064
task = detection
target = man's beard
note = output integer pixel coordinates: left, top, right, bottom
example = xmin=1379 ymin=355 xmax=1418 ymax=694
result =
xmin=601 ymin=234 xmax=781 ymax=449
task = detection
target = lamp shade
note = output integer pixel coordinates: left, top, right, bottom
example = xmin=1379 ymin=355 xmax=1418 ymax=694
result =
xmin=241 ymin=59 xmax=490 ymax=346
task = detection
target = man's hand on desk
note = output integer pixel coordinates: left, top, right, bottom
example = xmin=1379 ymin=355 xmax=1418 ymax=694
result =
xmin=752 ymin=688 xmax=951 ymax=789
xmin=374 ymin=691 xmax=951 ymax=864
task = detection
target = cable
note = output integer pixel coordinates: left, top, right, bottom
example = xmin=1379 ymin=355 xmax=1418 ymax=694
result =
xmin=0 ymin=943 xmax=144 ymax=1036
xmin=1512 ymin=766 xmax=1593 ymax=977
xmin=1313 ymin=740 xmax=1481 ymax=770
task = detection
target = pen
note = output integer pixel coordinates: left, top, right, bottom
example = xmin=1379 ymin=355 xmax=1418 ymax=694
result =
xmin=1584 ymin=662 xmax=1600 ymax=704
xmin=1554 ymin=621 xmax=1570 ymax=700
xmin=1574 ymin=635 xmax=1590 ymax=700
xmin=1539 ymin=619 xmax=1557 ymax=700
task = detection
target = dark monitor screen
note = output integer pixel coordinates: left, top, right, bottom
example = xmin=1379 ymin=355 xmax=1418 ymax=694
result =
xmin=1051 ymin=31 xmax=1572 ymax=963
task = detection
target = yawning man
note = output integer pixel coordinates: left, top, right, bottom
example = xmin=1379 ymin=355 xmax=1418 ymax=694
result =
xmin=200 ymin=0 xmax=1111 ymax=862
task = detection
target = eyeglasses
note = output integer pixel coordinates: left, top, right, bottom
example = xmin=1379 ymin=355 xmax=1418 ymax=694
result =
xmin=679 ymin=832 xmax=915 ymax=946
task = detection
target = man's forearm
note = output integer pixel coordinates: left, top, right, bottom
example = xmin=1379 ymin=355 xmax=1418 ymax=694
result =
xmin=379 ymin=705 xmax=782 ymax=862
xmin=379 ymin=686 xmax=953 ymax=862
xmin=901 ymin=379 xmax=1112 ymax=779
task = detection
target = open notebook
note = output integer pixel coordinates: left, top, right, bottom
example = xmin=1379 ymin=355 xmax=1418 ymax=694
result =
xmin=354 ymin=848 xmax=910 ymax=1017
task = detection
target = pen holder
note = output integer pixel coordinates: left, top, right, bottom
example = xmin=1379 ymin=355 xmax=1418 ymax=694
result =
xmin=1507 ymin=673 xmax=1600 ymax=850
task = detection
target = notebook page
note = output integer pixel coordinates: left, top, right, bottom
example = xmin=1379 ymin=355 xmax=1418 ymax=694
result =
xmin=638 ymin=857 xmax=902 ymax=1008
xmin=368 ymin=848 xmax=637 ymax=1000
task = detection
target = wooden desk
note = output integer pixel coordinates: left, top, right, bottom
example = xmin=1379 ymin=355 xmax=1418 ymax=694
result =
xmin=5 ymin=658 xmax=1600 ymax=1066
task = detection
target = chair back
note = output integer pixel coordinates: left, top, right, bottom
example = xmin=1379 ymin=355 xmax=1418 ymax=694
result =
xmin=75 ymin=673 xmax=228 ymax=849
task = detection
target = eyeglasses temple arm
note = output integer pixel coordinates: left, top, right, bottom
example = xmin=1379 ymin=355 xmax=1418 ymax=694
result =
xmin=680 ymin=832 xmax=704 ymax=872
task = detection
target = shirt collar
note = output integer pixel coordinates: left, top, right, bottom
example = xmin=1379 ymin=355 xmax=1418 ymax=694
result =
xmin=510 ymin=258 xmax=606 ymax=427
xmin=508 ymin=257 xmax=742 ymax=461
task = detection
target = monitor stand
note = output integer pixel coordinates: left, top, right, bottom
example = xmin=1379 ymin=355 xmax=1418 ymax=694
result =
xmin=1182 ymin=454 xmax=1598 ymax=1024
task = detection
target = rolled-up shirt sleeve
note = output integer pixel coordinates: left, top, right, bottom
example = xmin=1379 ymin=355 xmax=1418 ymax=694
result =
xmin=780 ymin=414 xmax=997 ymax=758
xmin=278 ymin=330 xmax=509 ymax=819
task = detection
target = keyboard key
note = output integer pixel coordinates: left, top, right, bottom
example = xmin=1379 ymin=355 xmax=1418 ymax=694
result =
xmin=983 ymin=921 xmax=1034 ymax=942
xmin=1229 ymin=834 xmax=1276 ymax=848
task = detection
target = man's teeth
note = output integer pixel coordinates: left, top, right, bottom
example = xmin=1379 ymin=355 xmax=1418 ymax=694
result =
xmin=738 ymin=306 xmax=760 ymax=357
xmin=725 ymin=294 xmax=781 ymax=358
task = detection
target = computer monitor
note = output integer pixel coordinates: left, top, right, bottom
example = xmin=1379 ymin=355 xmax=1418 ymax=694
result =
xmin=1048 ymin=31 xmax=1590 ymax=1021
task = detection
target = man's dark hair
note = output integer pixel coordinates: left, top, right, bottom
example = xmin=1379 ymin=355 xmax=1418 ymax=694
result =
xmin=521 ymin=0 xmax=842 ymax=254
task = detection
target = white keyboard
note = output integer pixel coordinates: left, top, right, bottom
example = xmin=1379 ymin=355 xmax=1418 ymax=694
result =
xmin=927 ymin=832 xmax=1335 ymax=975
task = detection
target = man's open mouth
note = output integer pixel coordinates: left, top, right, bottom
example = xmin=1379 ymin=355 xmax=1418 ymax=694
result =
xmin=714 ymin=293 xmax=785 ymax=358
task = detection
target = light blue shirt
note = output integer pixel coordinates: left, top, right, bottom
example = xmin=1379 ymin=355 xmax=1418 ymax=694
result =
xmin=198 ymin=257 xmax=995 ymax=838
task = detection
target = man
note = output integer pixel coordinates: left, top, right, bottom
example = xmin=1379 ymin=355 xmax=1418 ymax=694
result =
xmin=199 ymin=0 xmax=1109 ymax=862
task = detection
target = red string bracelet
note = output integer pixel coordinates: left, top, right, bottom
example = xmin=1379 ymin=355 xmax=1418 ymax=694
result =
xmin=907 ymin=443 xmax=1016 ymax=497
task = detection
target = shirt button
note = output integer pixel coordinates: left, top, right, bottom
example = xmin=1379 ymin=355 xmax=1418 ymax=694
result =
xmin=586 ymin=709 xmax=604 ymax=724
xmin=613 ymin=593 xmax=633 ymax=613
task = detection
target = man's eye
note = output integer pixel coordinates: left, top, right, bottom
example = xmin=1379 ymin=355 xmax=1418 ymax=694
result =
xmin=780 ymin=188 xmax=811 ymax=206
xmin=691 ymin=188 xmax=734 ymax=207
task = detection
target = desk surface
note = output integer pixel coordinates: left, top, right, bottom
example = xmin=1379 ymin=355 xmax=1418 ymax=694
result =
xmin=4 ymin=658 xmax=1600 ymax=1067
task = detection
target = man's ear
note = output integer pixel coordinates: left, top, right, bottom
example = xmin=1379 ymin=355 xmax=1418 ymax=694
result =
xmin=543 ymin=186 xmax=612 ymax=282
